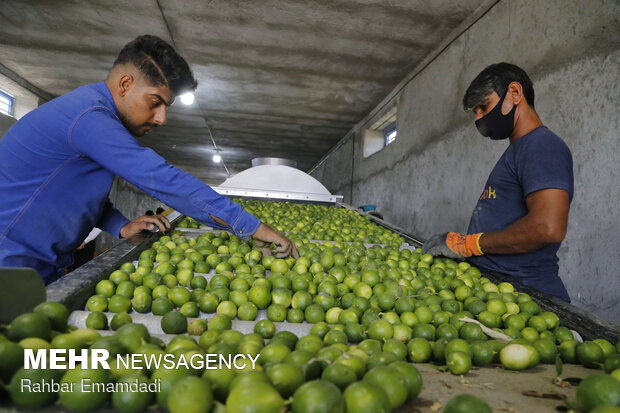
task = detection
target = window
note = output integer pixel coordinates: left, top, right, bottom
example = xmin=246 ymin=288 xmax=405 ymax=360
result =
xmin=0 ymin=89 xmax=14 ymax=117
xmin=363 ymin=105 xmax=397 ymax=158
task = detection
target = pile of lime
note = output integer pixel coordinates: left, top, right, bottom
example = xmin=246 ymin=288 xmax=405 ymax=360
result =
xmin=3 ymin=200 xmax=620 ymax=413
xmin=176 ymin=216 xmax=202 ymax=229
xmin=237 ymin=199 xmax=404 ymax=245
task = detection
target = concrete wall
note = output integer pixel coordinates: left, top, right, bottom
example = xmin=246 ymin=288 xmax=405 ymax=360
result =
xmin=0 ymin=112 xmax=17 ymax=137
xmin=311 ymin=0 xmax=620 ymax=322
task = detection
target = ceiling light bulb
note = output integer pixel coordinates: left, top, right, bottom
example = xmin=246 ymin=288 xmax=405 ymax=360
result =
xmin=180 ymin=92 xmax=194 ymax=105
xmin=213 ymin=154 xmax=222 ymax=163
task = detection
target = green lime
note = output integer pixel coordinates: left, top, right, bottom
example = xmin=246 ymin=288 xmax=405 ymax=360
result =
xmin=389 ymin=361 xmax=422 ymax=401
xmin=368 ymin=319 xmax=393 ymax=341
xmin=266 ymin=362 xmax=305 ymax=397
xmin=87 ymin=294 xmax=108 ymax=312
xmin=110 ymin=312 xmax=133 ymax=330
xmin=412 ymin=323 xmax=436 ymax=340
xmin=58 ymin=365 xmax=110 ymax=411
xmin=554 ymin=326 xmax=575 ymax=343
xmin=169 ymin=286 xmax=191 ymax=307
xmin=594 ymin=339 xmax=616 ymax=359
xmin=459 ymin=322 xmax=486 ymax=341
xmin=95 ymin=279 xmax=117 ymax=298
xmin=259 ymin=343 xmax=291 ymax=365
xmin=112 ymin=373 xmax=153 ymax=413
xmin=407 ymin=337 xmax=432 ymax=363
xmin=447 ymin=351 xmax=472 ymax=375
xmin=229 ymin=370 xmax=270 ymax=392
xmin=291 ymin=380 xmax=345 ymax=413
xmin=167 ymin=376 xmax=213 ymax=413
xmin=576 ymin=374 xmax=620 ymax=413
xmin=71 ymin=328 xmax=101 ymax=347
xmin=324 ymin=330 xmax=348 ymax=346
xmin=604 ymin=354 xmax=620 ymax=374
xmin=52 ymin=333 xmax=82 ymax=350
xmin=266 ymin=303 xmax=287 ymax=322
xmin=559 ymin=339 xmax=580 ymax=363
xmin=161 ymin=311 xmax=188 ymax=334
xmin=17 ymin=337 xmax=50 ymax=353
xmin=152 ymin=368 xmax=190 ymax=408
xmin=114 ymin=323 xmax=150 ymax=352
xmin=209 ymin=314 xmax=232 ymax=331
xmin=8 ymin=312 xmax=52 ymax=341
xmin=248 ymin=285 xmax=272 ymax=309
xmin=344 ymin=322 xmax=366 ymax=343
xmin=364 ymin=365 xmax=408 ymax=409
xmin=467 ymin=340 xmax=493 ymax=366
xmin=181 ymin=301 xmax=200 ymax=318
xmin=271 ymin=331 xmax=298 ymax=349
xmin=86 ymin=311 xmax=108 ymax=330
xmin=288 ymin=308 xmax=305 ymax=323
xmin=226 ymin=381 xmax=285 ymax=413
xmin=578 ymin=342 xmax=605 ymax=368
xmin=0 ymin=340 xmax=24 ymax=382
xmin=383 ymin=338 xmax=408 ymax=361
xmin=533 ymin=339 xmax=558 ymax=364
xmin=500 ymin=343 xmax=533 ymax=371
xmin=436 ymin=324 xmax=459 ymax=341
xmin=109 ymin=294 xmax=132 ymax=313
xmin=33 ymin=301 xmax=70 ymax=331
xmin=199 ymin=293 xmax=220 ymax=313
xmin=152 ymin=297 xmax=175 ymax=315
xmin=202 ymin=365 xmax=236 ymax=398
xmin=305 ymin=304 xmax=326 ymax=323
xmin=187 ymin=319 xmax=208 ymax=336
xmin=237 ymin=301 xmax=259 ymax=321
xmin=321 ymin=363 xmax=357 ymax=390
xmin=198 ymin=330 xmax=220 ymax=350
xmin=296 ymin=335 xmax=324 ymax=355
xmin=254 ymin=319 xmax=276 ymax=339
xmin=343 ymin=380 xmax=390 ymax=413
xmin=131 ymin=293 xmax=152 ymax=313
xmin=8 ymin=367 xmax=59 ymax=408
xmin=444 ymin=394 xmax=492 ymax=413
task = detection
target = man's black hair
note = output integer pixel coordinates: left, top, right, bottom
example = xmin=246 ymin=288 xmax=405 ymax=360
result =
xmin=114 ymin=35 xmax=197 ymax=96
xmin=463 ymin=63 xmax=535 ymax=111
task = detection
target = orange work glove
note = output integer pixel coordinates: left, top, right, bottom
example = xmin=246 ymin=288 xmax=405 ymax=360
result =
xmin=421 ymin=232 xmax=484 ymax=259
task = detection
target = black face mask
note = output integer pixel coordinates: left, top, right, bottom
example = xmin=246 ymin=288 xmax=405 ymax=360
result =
xmin=475 ymin=92 xmax=516 ymax=140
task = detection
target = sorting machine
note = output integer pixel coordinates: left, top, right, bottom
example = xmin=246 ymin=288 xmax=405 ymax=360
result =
xmin=35 ymin=159 xmax=619 ymax=412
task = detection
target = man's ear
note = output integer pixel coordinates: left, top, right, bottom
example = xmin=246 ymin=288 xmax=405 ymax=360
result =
xmin=507 ymin=81 xmax=524 ymax=106
xmin=118 ymin=73 xmax=134 ymax=97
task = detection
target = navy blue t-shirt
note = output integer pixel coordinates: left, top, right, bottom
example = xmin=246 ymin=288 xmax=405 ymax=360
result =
xmin=467 ymin=126 xmax=573 ymax=302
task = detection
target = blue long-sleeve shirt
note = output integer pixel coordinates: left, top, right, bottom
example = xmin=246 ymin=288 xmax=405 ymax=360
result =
xmin=0 ymin=81 xmax=261 ymax=284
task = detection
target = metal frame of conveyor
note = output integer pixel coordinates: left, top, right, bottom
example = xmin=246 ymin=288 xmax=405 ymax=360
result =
xmin=340 ymin=202 xmax=619 ymax=342
xmin=214 ymin=187 xmax=343 ymax=204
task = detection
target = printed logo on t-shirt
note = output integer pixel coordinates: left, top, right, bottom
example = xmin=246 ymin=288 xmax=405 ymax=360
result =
xmin=479 ymin=185 xmax=496 ymax=201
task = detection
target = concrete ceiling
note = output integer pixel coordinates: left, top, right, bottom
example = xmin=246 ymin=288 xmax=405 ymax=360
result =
xmin=0 ymin=0 xmax=484 ymax=184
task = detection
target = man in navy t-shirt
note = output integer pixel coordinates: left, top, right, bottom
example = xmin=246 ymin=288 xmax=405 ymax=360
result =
xmin=422 ymin=63 xmax=573 ymax=302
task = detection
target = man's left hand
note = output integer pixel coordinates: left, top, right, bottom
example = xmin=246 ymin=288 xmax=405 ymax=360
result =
xmin=120 ymin=214 xmax=171 ymax=238
xmin=421 ymin=232 xmax=484 ymax=259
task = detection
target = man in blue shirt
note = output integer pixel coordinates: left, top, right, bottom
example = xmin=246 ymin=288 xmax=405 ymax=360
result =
xmin=0 ymin=35 xmax=297 ymax=284
xmin=422 ymin=63 xmax=573 ymax=302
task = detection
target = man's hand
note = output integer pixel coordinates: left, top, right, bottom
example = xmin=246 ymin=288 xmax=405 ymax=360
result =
xmin=120 ymin=214 xmax=171 ymax=239
xmin=251 ymin=223 xmax=299 ymax=259
xmin=421 ymin=232 xmax=484 ymax=259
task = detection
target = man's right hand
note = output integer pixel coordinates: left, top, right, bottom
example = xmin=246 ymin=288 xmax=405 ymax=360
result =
xmin=251 ymin=223 xmax=299 ymax=259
